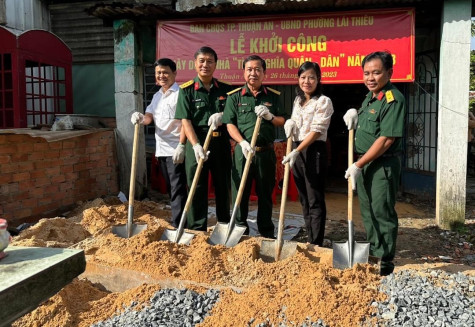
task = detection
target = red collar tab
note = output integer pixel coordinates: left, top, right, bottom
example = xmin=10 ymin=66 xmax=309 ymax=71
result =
xmin=194 ymin=82 xmax=200 ymax=91
xmin=263 ymin=86 xmax=267 ymax=95
xmin=377 ymin=91 xmax=384 ymax=101
xmin=241 ymin=88 xmax=247 ymax=96
xmin=213 ymin=79 xmax=219 ymax=88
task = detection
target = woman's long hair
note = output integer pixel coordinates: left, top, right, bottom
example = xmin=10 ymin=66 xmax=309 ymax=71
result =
xmin=295 ymin=61 xmax=322 ymax=106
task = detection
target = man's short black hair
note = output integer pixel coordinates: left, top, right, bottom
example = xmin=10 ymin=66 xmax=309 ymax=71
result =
xmin=194 ymin=47 xmax=218 ymax=62
xmin=243 ymin=55 xmax=266 ymax=72
xmin=154 ymin=58 xmax=176 ymax=72
xmin=362 ymin=51 xmax=393 ymax=71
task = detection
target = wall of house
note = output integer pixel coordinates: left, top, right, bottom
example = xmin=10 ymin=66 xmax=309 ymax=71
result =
xmin=0 ymin=130 xmax=119 ymax=223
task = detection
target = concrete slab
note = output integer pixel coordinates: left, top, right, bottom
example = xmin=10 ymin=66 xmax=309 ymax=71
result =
xmin=0 ymin=246 xmax=86 ymax=327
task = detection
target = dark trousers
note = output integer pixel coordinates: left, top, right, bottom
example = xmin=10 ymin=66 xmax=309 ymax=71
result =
xmin=356 ymin=156 xmax=400 ymax=275
xmin=231 ymin=145 xmax=276 ymax=238
xmin=292 ymin=140 xmax=327 ymax=246
xmin=184 ymin=132 xmax=231 ymax=231
xmin=158 ymin=156 xmax=187 ymax=228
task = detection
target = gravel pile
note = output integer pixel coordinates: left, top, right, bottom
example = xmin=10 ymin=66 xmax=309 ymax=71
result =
xmin=91 ymin=288 xmax=220 ymax=327
xmin=368 ymin=269 xmax=475 ymax=327
xmin=91 ymin=269 xmax=474 ymax=327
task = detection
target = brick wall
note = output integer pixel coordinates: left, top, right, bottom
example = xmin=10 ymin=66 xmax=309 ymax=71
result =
xmin=0 ymin=130 xmax=119 ymax=223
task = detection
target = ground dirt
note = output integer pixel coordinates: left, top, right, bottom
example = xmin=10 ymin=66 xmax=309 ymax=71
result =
xmin=8 ymin=186 xmax=474 ymax=327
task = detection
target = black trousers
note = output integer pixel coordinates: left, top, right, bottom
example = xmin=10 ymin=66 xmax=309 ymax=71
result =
xmin=158 ymin=156 xmax=188 ymax=228
xmin=291 ymin=140 xmax=327 ymax=246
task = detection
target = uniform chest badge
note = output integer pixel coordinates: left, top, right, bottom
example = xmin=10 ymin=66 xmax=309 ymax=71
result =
xmin=369 ymin=109 xmax=376 ymax=114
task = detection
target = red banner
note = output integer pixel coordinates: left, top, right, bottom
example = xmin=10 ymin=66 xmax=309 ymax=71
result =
xmin=157 ymin=8 xmax=414 ymax=85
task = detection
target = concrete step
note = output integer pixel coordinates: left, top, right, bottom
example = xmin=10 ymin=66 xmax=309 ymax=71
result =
xmin=0 ymin=246 xmax=86 ymax=327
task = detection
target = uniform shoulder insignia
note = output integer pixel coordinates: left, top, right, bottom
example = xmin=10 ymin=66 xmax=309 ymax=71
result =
xmin=266 ymin=87 xmax=281 ymax=95
xmin=385 ymin=90 xmax=395 ymax=103
xmin=180 ymin=80 xmax=194 ymax=89
xmin=227 ymin=87 xmax=242 ymax=96
xmin=218 ymin=80 xmax=232 ymax=85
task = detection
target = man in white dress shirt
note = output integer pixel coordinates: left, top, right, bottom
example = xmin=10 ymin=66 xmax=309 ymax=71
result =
xmin=131 ymin=58 xmax=187 ymax=227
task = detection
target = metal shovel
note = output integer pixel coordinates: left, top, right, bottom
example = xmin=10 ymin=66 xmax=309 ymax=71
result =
xmin=160 ymin=127 xmax=214 ymax=244
xmin=112 ymin=123 xmax=148 ymax=238
xmin=209 ymin=117 xmax=263 ymax=247
xmin=332 ymin=129 xmax=370 ymax=269
xmin=259 ymin=137 xmax=297 ymax=261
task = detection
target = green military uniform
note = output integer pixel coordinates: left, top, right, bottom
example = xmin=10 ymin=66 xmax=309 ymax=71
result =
xmin=175 ymin=76 xmax=233 ymax=231
xmin=354 ymin=81 xmax=406 ymax=275
xmin=222 ymin=84 xmax=287 ymax=238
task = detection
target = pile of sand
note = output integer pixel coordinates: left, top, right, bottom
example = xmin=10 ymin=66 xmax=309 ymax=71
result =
xmin=11 ymin=198 xmax=383 ymax=327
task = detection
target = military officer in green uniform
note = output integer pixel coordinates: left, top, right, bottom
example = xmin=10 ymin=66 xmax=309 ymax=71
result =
xmin=222 ymin=55 xmax=287 ymax=238
xmin=175 ymin=46 xmax=233 ymax=231
xmin=343 ymin=51 xmax=406 ymax=276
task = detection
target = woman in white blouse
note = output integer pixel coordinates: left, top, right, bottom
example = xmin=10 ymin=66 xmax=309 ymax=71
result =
xmin=282 ymin=61 xmax=334 ymax=246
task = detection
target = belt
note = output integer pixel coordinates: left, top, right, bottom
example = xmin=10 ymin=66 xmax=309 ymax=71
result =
xmin=255 ymin=143 xmax=274 ymax=152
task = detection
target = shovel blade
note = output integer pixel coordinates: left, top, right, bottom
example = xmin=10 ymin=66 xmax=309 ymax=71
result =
xmin=111 ymin=224 xmax=147 ymax=239
xmin=332 ymin=240 xmax=370 ymax=269
xmin=160 ymin=229 xmax=195 ymax=245
xmin=259 ymin=239 xmax=297 ymax=262
xmin=208 ymin=223 xmax=246 ymax=247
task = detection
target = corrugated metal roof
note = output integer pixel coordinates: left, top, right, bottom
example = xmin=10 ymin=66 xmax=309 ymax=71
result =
xmin=86 ymin=0 xmax=442 ymax=20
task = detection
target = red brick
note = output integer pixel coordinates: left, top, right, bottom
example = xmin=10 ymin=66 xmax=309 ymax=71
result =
xmin=74 ymin=162 xmax=87 ymax=172
xmin=12 ymin=172 xmax=30 ymax=182
xmin=60 ymin=148 xmax=74 ymax=157
xmin=33 ymin=143 xmax=50 ymax=152
xmin=21 ymin=198 xmax=38 ymax=208
xmin=60 ymin=181 xmax=74 ymax=191
xmin=18 ymin=143 xmax=34 ymax=153
xmin=0 ymin=144 xmax=18 ymax=154
xmin=30 ymin=170 xmax=45 ymax=179
xmin=0 ymin=155 xmax=10 ymax=164
xmin=43 ymin=184 xmax=60 ymax=194
xmin=0 ymin=174 xmax=13 ymax=184
xmin=11 ymin=153 xmax=29 ymax=162
xmin=76 ymin=138 xmax=88 ymax=148
xmin=86 ymin=146 xmax=98 ymax=154
xmin=48 ymin=142 xmax=62 ymax=150
xmin=1 ymin=163 xmax=18 ymax=174
xmin=18 ymin=161 xmax=35 ymax=171
xmin=62 ymin=157 xmax=79 ymax=166
xmin=62 ymin=141 xmax=76 ymax=149
xmin=88 ymin=138 xmax=100 ymax=147
xmin=50 ymin=174 xmax=66 ymax=184
xmin=64 ymin=172 xmax=78 ymax=181
xmin=0 ymin=135 xmax=7 ymax=144
xmin=44 ymin=166 xmax=61 ymax=177
xmin=29 ymin=187 xmax=45 ymax=198
xmin=19 ymin=180 xmax=35 ymax=192
xmin=14 ymin=207 xmax=32 ymax=219
xmin=60 ymin=165 xmax=74 ymax=174
xmin=44 ymin=150 xmax=60 ymax=159
xmin=74 ymin=148 xmax=86 ymax=156
xmin=34 ymin=177 xmax=51 ymax=187
xmin=29 ymin=152 xmax=44 ymax=160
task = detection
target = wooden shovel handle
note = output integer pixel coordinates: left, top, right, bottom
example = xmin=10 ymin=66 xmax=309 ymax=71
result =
xmin=276 ymin=137 xmax=293 ymax=259
xmin=128 ymin=123 xmax=140 ymax=207
xmin=348 ymin=129 xmax=354 ymax=222
xmin=183 ymin=127 xmax=214 ymax=212
xmin=234 ymin=116 xmax=262 ymax=206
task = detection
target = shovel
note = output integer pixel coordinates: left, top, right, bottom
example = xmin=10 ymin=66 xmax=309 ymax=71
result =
xmin=112 ymin=123 xmax=148 ymax=238
xmin=259 ymin=137 xmax=298 ymax=261
xmin=160 ymin=127 xmax=214 ymax=244
xmin=209 ymin=117 xmax=263 ymax=247
xmin=332 ymin=129 xmax=370 ymax=269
